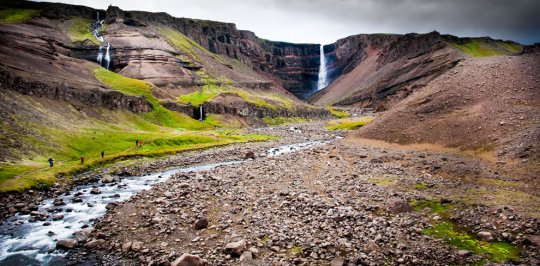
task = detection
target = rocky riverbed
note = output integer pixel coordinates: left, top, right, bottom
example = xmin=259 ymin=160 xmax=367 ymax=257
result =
xmin=2 ymin=122 xmax=539 ymax=265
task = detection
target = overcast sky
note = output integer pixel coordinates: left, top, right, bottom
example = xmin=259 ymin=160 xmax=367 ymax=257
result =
xmin=42 ymin=0 xmax=540 ymax=44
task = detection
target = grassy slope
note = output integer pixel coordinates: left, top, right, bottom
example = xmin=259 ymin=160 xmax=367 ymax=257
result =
xmin=325 ymin=117 xmax=374 ymax=130
xmin=0 ymin=8 xmax=40 ymax=24
xmin=68 ymin=16 xmax=101 ymax=45
xmin=448 ymin=40 xmax=522 ymax=57
xmin=0 ymin=69 xmax=275 ymax=192
xmin=158 ymin=27 xmax=295 ymax=111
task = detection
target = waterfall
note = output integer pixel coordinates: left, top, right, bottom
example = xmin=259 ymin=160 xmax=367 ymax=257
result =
xmin=199 ymin=105 xmax=203 ymax=121
xmin=92 ymin=12 xmax=111 ymax=69
xmin=105 ymin=43 xmax=111 ymax=69
xmin=317 ymin=44 xmax=328 ymax=91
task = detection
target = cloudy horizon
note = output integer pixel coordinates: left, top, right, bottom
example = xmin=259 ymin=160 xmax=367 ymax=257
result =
xmin=37 ymin=0 xmax=540 ymax=45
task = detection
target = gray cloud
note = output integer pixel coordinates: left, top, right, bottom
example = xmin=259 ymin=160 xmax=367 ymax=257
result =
xmin=38 ymin=0 xmax=540 ymax=44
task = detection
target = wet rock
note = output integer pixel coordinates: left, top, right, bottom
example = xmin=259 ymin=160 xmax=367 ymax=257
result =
xmin=53 ymin=198 xmax=65 ymax=206
xmin=477 ymin=231 xmax=493 ymax=242
xmin=72 ymin=198 xmax=83 ymax=203
xmin=74 ymin=231 xmax=88 ymax=242
xmin=224 ymin=240 xmax=247 ymax=256
xmin=171 ymin=253 xmax=206 ymax=266
xmin=90 ymin=187 xmax=101 ymax=195
xmin=56 ymin=239 xmax=78 ymax=249
xmin=194 ymin=218 xmax=209 ymax=230
xmin=14 ymin=203 xmax=26 ymax=209
xmin=52 ymin=214 xmax=64 ymax=221
xmin=101 ymin=174 xmax=115 ymax=183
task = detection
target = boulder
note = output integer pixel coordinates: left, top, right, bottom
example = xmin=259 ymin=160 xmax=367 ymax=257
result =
xmin=239 ymin=251 xmax=256 ymax=266
xmin=56 ymin=239 xmax=78 ymax=249
xmin=389 ymin=199 xmax=411 ymax=214
xmin=101 ymin=174 xmax=115 ymax=183
xmin=224 ymin=240 xmax=247 ymax=256
xmin=74 ymin=231 xmax=88 ymax=242
xmin=131 ymin=241 xmax=143 ymax=252
xmin=477 ymin=231 xmax=493 ymax=242
xmin=121 ymin=241 xmax=132 ymax=253
xmin=331 ymin=257 xmax=345 ymax=266
xmin=523 ymin=234 xmax=540 ymax=247
xmin=84 ymin=239 xmax=106 ymax=249
xmin=171 ymin=253 xmax=206 ymax=266
xmin=90 ymin=187 xmax=101 ymax=194
xmin=194 ymin=218 xmax=209 ymax=230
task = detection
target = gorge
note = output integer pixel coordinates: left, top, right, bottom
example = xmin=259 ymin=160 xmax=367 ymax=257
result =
xmin=0 ymin=0 xmax=538 ymax=265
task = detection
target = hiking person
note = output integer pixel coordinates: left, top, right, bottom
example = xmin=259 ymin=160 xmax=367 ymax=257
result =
xmin=135 ymin=139 xmax=139 ymax=147
xmin=48 ymin=157 xmax=54 ymax=167
xmin=139 ymin=140 xmax=143 ymax=146
xmin=81 ymin=155 xmax=85 ymax=164
xmin=101 ymin=151 xmax=104 ymax=158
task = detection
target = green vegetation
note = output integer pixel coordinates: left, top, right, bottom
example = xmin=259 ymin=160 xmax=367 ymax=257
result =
xmin=325 ymin=117 xmax=374 ymax=130
xmin=0 ymin=69 xmax=277 ymax=192
xmin=69 ymin=17 xmax=101 ymax=45
xmin=179 ymin=71 xmax=294 ymax=110
xmin=448 ymin=40 xmax=522 ymax=57
xmin=328 ymin=107 xmax=350 ymax=118
xmin=159 ymin=27 xmax=225 ymax=63
xmin=424 ymin=222 xmax=520 ymax=263
xmin=263 ymin=116 xmax=306 ymax=126
xmin=95 ymin=68 xmax=210 ymax=130
xmin=408 ymin=198 xmax=520 ymax=263
xmin=414 ymin=183 xmax=428 ymax=190
xmin=368 ymin=175 xmax=396 ymax=187
xmin=203 ymin=114 xmax=243 ymax=129
xmin=289 ymin=247 xmax=302 ymax=254
xmin=0 ymin=8 xmax=40 ymax=24
xmin=410 ymin=199 xmax=453 ymax=214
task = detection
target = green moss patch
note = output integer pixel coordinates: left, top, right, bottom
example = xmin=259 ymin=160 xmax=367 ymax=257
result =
xmin=69 ymin=17 xmax=101 ymax=45
xmin=95 ymin=68 xmax=210 ymax=130
xmin=328 ymin=107 xmax=350 ymax=118
xmin=414 ymin=183 xmax=428 ymax=190
xmin=325 ymin=117 xmax=374 ymax=130
xmin=179 ymin=71 xmax=294 ymax=110
xmin=424 ymin=222 xmax=520 ymax=263
xmin=0 ymin=8 xmax=40 ymax=24
xmin=263 ymin=116 xmax=306 ymax=126
xmin=159 ymin=27 xmax=224 ymax=63
xmin=410 ymin=199 xmax=453 ymax=214
xmin=448 ymin=40 xmax=522 ymax=57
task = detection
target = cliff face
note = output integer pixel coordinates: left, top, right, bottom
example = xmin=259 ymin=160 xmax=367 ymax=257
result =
xmin=105 ymin=6 xmax=320 ymax=99
xmin=310 ymin=32 xmax=465 ymax=109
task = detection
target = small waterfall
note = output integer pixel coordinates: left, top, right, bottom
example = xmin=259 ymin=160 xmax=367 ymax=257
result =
xmin=92 ymin=12 xmax=111 ymax=69
xmin=317 ymin=44 xmax=328 ymax=91
xmin=105 ymin=43 xmax=111 ymax=69
xmin=199 ymin=105 xmax=203 ymax=121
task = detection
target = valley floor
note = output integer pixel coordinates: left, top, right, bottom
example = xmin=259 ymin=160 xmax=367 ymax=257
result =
xmin=51 ymin=121 xmax=539 ymax=265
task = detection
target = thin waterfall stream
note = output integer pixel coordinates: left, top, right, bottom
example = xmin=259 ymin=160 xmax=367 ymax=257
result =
xmin=317 ymin=44 xmax=328 ymax=91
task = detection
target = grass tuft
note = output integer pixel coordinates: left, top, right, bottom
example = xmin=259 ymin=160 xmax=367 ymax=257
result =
xmin=263 ymin=116 xmax=306 ymax=126
xmin=0 ymin=8 xmax=40 ymax=24
xmin=328 ymin=107 xmax=350 ymax=118
xmin=448 ymin=40 xmax=522 ymax=57
xmin=69 ymin=16 xmax=101 ymax=45
xmin=325 ymin=117 xmax=374 ymax=130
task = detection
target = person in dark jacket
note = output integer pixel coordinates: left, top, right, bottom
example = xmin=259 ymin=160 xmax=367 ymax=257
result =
xmin=101 ymin=151 xmax=104 ymax=159
xmin=48 ymin=158 xmax=54 ymax=167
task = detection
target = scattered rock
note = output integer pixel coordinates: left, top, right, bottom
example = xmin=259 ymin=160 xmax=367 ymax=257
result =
xmin=101 ymin=174 xmax=115 ymax=183
xmin=171 ymin=253 xmax=206 ymax=266
xmin=56 ymin=239 xmax=78 ymax=249
xmin=194 ymin=218 xmax=209 ymax=230
xmin=477 ymin=231 xmax=493 ymax=242
xmin=224 ymin=240 xmax=247 ymax=256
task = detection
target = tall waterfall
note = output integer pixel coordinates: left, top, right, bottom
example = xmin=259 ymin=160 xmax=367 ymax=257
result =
xmin=317 ymin=44 xmax=328 ymax=91
xmin=92 ymin=12 xmax=111 ymax=69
